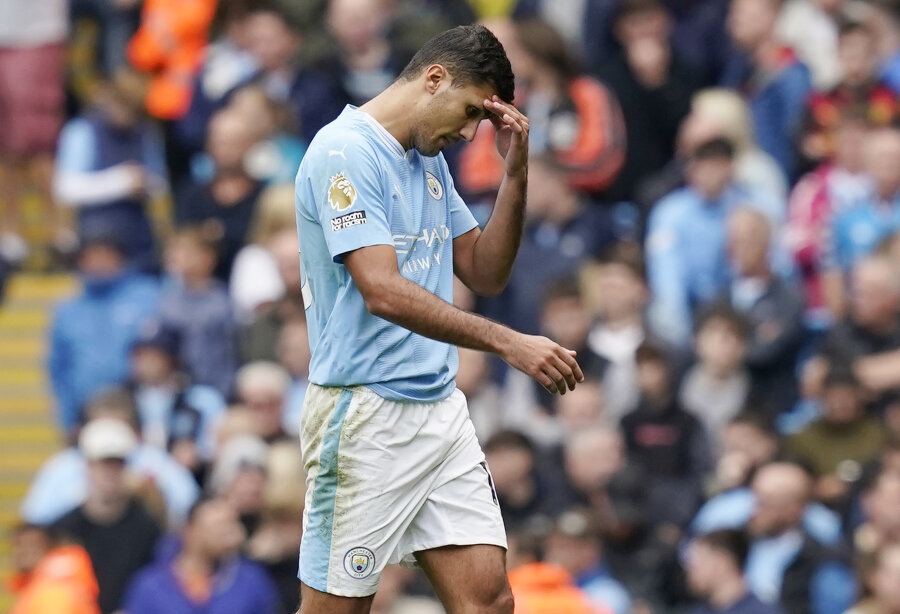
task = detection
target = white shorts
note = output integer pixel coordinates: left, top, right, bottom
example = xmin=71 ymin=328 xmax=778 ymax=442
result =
xmin=297 ymin=384 xmax=507 ymax=597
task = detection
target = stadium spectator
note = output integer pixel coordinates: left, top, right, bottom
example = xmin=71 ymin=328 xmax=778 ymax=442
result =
xmin=127 ymin=321 xmax=227 ymax=473
xmin=276 ymin=316 xmax=310 ymax=436
xmin=208 ymin=434 xmax=269 ymax=537
xmin=9 ymin=524 xmax=101 ymax=614
xmin=623 ymin=341 xmax=709 ymax=527
xmin=708 ymin=413 xmax=780 ymax=494
xmin=775 ymin=0 xmax=847 ymax=92
xmin=679 ymin=306 xmax=752 ymax=439
xmin=785 ymin=368 xmax=887 ymax=505
xmin=240 ymin=227 xmax=304 ymax=362
xmin=543 ymin=508 xmax=633 ymax=614
xmin=21 ymin=389 xmax=199 ymax=529
xmin=645 ymin=137 xmax=778 ymax=347
xmin=456 ymin=346 xmax=504 ymax=441
xmin=684 ymin=528 xmax=782 ymax=614
xmin=234 ymin=361 xmax=292 ymax=442
xmin=722 ymin=0 xmax=812 ymax=181
xmin=483 ymin=430 xmax=569 ymax=532
xmin=229 ymin=183 xmax=296 ymax=323
xmin=174 ymin=109 xmax=265 ymax=281
xmin=801 ymin=19 xmax=899 ymax=167
xmin=822 ymin=127 xmax=900 ymax=281
xmin=786 ymin=109 xmax=870 ymax=325
xmin=845 ymin=541 xmax=900 ymax=614
xmin=461 ymin=19 xmax=625 ymax=198
xmin=537 ymin=279 xmax=604 ymax=382
xmin=0 ymin=0 xmax=67 ymax=264
xmin=479 ymin=156 xmax=616 ymax=336
xmin=582 ymin=246 xmax=651 ymax=422
xmin=741 ymin=463 xmax=855 ymax=614
xmin=122 ymin=497 xmax=283 ymax=614
xmin=53 ymin=418 xmax=162 ymax=614
xmin=53 ymin=71 xmax=168 ymax=273
xmin=722 ymin=207 xmax=806 ymax=416
xmin=815 ymin=255 xmax=900 ymax=405
xmin=159 ymin=226 xmax=238 ymax=397
xmin=596 ymin=0 xmax=702 ymax=201
xmin=247 ymin=442 xmax=305 ymax=613
xmin=126 ymin=0 xmax=217 ymax=120
xmin=855 ymin=464 xmax=900 ymax=557
xmin=48 ymin=229 xmax=159 ymax=432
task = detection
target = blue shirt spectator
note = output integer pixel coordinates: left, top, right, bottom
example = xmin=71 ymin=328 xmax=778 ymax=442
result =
xmin=53 ymin=78 xmax=168 ymax=274
xmin=645 ymin=139 xmax=781 ymax=346
xmin=48 ymin=234 xmax=160 ymax=431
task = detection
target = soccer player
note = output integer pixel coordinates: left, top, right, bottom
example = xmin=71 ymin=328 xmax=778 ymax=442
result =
xmin=294 ymin=25 xmax=585 ymax=614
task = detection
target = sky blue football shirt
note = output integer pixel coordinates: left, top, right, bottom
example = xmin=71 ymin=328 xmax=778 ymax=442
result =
xmin=295 ymin=106 xmax=479 ymax=402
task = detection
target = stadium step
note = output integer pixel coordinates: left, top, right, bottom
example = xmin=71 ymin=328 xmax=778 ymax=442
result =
xmin=0 ymin=273 xmax=77 ymax=610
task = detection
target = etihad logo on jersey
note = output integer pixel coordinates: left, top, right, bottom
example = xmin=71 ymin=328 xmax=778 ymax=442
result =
xmin=328 ymin=172 xmax=357 ymax=211
xmin=401 ymin=252 xmax=443 ymax=275
xmin=393 ymin=224 xmax=450 ymax=254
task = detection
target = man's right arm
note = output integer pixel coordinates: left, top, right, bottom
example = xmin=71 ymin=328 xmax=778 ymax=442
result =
xmin=344 ymin=244 xmax=584 ymax=394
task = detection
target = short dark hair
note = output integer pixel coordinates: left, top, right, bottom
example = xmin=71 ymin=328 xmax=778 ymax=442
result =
xmin=635 ymin=340 xmax=669 ymax=367
xmin=484 ymin=430 xmax=536 ymax=455
xmin=823 ymin=364 xmax=861 ymax=390
xmin=695 ymin=303 xmax=749 ymax=340
xmin=598 ymin=242 xmax=646 ymax=282
xmin=541 ymin=277 xmax=582 ymax=310
xmin=616 ymin=0 xmax=668 ymax=22
xmin=695 ymin=529 xmax=750 ymax=569
xmin=399 ymin=25 xmax=515 ymax=103
xmin=837 ymin=18 xmax=873 ymax=40
xmin=691 ymin=137 xmax=735 ymax=162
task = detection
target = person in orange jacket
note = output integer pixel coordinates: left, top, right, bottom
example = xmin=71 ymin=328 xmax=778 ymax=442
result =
xmin=9 ymin=524 xmax=101 ymax=614
xmin=507 ymin=531 xmax=612 ymax=614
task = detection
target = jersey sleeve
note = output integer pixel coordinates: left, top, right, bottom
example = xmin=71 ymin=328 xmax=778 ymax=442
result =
xmin=311 ymin=140 xmax=394 ymax=263
xmin=440 ymin=156 xmax=479 ymax=238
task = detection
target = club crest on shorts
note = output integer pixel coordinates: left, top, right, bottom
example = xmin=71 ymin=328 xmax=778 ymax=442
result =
xmin=425 ymin=172 xmax=443 ymax=200
xmin=328 ymin=172 xmax=357 ymax=211
xmin=344 ymin=547 xmax=375 ymax=579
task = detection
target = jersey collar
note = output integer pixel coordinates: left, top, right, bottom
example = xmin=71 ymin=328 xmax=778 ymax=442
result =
xmin=348 ymin=105 xmax=406 ymax=159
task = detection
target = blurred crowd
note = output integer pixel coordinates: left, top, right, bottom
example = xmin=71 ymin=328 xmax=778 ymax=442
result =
xmin=8 ymin=0 xmax=900 ymax=613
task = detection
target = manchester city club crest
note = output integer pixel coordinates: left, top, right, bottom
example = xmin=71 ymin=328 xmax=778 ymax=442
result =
xmin=425 ymin=171 xmax=443 ymax=200
xmin=343 ymin=547 xmax=375 ymax=579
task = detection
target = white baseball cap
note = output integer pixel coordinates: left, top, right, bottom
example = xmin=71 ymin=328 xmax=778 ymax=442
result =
xmin=79 ymin=418 xmax=138 ymax=461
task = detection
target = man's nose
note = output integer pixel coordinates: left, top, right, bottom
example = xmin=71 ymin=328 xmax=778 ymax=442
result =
xmin=459 ymin=120 xmax=480 ymax=143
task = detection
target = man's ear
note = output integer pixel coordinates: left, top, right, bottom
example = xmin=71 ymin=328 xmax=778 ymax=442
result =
xmin=423 ymin=64 xmax=448 ymax=95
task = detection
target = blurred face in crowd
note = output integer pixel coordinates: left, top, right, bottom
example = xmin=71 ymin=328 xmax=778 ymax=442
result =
xmin=541 ymin=295 xmax=591 ymax=352
xmin=239 ymin=381 xmax=285 ymax=438
xmin=186 ymin=499 xmax=247 ymax=562
xmin=526 ymin=158 xmax=573 ymax=222
xmin=728 ymin=0 xmax=779 ymax=51
xmin=544 ymin=530 xmax=601 ymax=576
xmin=685 ymin=540 xmax=735 ymax=598
xmin=594 ymin=262 xmax=647 ymax=322
xmin=87 ymin=457 xmax=128 ymax=501
xmin=839 ymin=27 xmax=878 ymax=87
xmin=244 ymin=11 xmax=299 ymax=72
xmin=456 ymin=347 xmax=489 ymax=397
xmin=822 ymin=382 xmax=864 ymax=425
xmin=485 ymin=443 xmax=535 ymax=506
xmin=206 ymin=111 xmax=257 ymax=174
xmin=79 ymin=243 xmax=124 ymax=278
xmin=728 ymin=209 xmax=771 ymax=278
xmin=864 ymin=128 xmax=900 ymax=199
xmin=749 ymin=463 xmax=810 ymax=537
xmin=636 ymin=356 xmax=670 ymax=403
xmin=686 ymin=155 xmax=733 ymax=200
xmin=327 ymin=0 xmax=388 ymax=53
xmin=695 ymin=318 xmax=747 ymax=378
xmin=615 ymin=7 xmax=670 ymax=46
xmin=565 ymin=427 xmax=625 ymax=493
xmin=850 ymin=258 xmax=900 ymax=331
xmin=268 ymin=229 xmax=301 ymax=293
xmin=95 ymin=87 xmax=140 ymax=129
xmin=276 ymin=319 xmax=311 ymax=378
xmin=164 ymin=234 xmax=217 ymax=281
xmin=227 ymin=465 xmax=267 ymax=515
xmin=229 ymin=86 xmax=278 ymax=140
xmin=720 ymin=421 xmax=778 ymax=471
xmin=556 ymin=381 xmax=606 ymax=431
xmin=834 ymin=119 xmax=868 ymax=173
xmin=131 ymin=346 xmax=175 ymax=385
xmin=864 ymin=472 xmax=900 ymax=538
xmin=873 ymin=543 xmax=900 ymax=613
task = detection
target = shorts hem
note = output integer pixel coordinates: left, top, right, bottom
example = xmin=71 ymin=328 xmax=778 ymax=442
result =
xmin=298 ymin=574 xmax=379 ymax=599
xmin=398 ymin=534 xmax=508 ymax=568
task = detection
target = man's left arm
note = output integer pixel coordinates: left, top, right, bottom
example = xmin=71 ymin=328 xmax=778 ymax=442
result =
xmin=454 ymin=97 xmax=529 ymax=296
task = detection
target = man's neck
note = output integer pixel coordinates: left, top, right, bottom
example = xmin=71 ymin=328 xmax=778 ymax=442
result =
xmin=359 ymin=82 xmax=418 ymax=150
xmin=602 ymin=312 xmax=643 ymax=332
xmin=708 ymin=575 xmax=749 ymax=610
xmin=83 ymin=494 xmax=129 ymax=524
xmin=175 ymin=548 xmax=215 ymax=581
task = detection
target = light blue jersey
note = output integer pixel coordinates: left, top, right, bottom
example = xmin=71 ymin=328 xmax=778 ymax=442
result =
xmin=295 ymin=106 xmax=479 ymax=402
